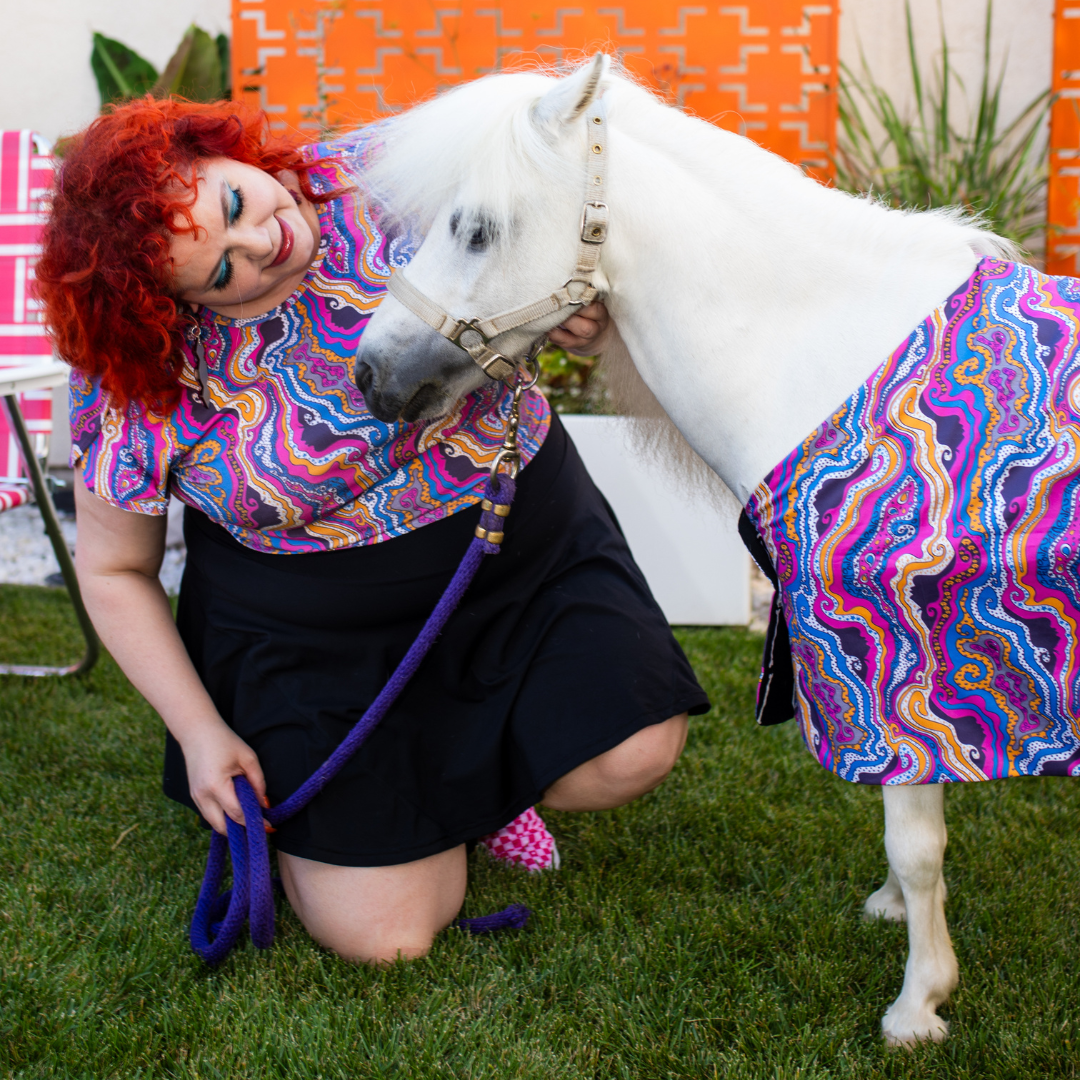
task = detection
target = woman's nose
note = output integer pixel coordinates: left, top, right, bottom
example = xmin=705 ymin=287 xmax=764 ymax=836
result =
xmin=235 ymin=220 xmax=275 ymax=261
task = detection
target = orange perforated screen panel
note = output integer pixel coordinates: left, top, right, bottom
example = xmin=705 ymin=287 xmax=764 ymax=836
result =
xmin=233 ymin=1 xmax=837 ymax=177
xmin=1049 ymin=3 xmax=1080 ymax=275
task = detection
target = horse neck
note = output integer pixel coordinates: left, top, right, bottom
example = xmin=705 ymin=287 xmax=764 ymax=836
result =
xmin=601 ymin=115 xmax=981 ymax=503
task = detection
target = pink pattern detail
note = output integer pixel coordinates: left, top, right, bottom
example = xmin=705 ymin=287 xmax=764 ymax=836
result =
xmin=478 ymin=807 xmax=560 ymax=872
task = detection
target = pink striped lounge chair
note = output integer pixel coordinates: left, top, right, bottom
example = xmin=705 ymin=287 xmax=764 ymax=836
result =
xmin=0 ymin=129 xmax=97 ymax=675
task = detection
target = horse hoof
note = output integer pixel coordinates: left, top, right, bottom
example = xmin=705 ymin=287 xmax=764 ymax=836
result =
xmin=863 ymin=888 xmax=906 ymax=923
xmin=881 ymin=1006 xmax=949 ymax=1048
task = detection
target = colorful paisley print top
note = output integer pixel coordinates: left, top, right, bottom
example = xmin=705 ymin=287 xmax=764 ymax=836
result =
xmin=69 ymin=132 xmax=550 ymax=554
xmin=746 ymin=258 xmax=1080 ymax=784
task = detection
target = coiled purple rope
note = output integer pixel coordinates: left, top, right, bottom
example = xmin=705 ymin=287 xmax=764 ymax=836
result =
xmin=190 ymin=471 xmax=531 ymax=965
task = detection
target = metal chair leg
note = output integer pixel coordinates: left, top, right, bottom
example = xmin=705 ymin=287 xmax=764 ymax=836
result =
xmin=1 ymin=393 xmax=99 ymax=676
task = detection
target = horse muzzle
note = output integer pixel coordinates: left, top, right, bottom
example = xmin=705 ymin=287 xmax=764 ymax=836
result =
xmin=354 ymin=336 xmax=478 ymax=423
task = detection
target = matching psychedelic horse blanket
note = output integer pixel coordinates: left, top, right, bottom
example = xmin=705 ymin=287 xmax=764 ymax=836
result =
xmin=745 ymin=258 xmax=1080 ymax=784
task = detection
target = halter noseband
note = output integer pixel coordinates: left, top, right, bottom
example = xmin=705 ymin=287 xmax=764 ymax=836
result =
xmin=386 ymin=101 xmax=610 ymax=382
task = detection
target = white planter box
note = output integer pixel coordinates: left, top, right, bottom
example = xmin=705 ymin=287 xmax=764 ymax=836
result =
xmin=560 ymin=414 xmax=749 ymax=625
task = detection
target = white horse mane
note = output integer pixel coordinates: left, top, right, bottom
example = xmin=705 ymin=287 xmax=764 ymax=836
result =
xmin=360 ymin=61 xmax=1018 ymax=507
xmin=360 ymin=69 xmax=582 ymax=235
xmin=361 ymin=61 xmax=1016 ymax=257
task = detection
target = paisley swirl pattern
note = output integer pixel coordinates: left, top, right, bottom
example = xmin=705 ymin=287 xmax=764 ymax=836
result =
xmin=746 ymin=259 xmax=1080 ymax=783
xmin=69 ymin=131 xmax=550 ymax=553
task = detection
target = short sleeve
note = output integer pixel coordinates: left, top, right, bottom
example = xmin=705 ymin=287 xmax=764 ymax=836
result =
xmin=69 ymin=369 xmax=181 ymax=516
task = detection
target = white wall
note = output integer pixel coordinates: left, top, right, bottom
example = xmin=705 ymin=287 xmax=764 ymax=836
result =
xmin=562 ymin=416 xmax=749 ymax=625
xmin=839 ymin=0 xmax=1054 ymax=134
xmin=0 ymin=0 xmax=230 ymax=145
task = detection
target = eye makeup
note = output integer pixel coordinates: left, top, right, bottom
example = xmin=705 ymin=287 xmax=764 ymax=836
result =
xmin=212 ymin=185 xmax=245 ymax=291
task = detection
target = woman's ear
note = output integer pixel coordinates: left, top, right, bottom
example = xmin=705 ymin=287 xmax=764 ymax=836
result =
xmin=275 ymin=169 xmax=302 ymax=200
xmin=532 ymin=53 xmax=608 ymax=134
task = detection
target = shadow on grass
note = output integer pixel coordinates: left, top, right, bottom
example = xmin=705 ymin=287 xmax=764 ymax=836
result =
xmin=1 ymin=586 xmax=1078 ymax=1078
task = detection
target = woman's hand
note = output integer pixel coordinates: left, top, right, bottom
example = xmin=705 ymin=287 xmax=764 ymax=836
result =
xmin=182 ymin=723 xmax=269 ymax=835
xmin=547 ymin=300 xmax=611 ymax=355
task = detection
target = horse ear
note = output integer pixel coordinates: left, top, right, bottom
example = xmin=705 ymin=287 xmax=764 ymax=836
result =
xmin=533 ymin=53 xmax=608 ymax=132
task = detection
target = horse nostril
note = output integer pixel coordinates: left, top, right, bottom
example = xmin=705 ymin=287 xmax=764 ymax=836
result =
xmin=354 ymin=358 xmax=375 ymax=395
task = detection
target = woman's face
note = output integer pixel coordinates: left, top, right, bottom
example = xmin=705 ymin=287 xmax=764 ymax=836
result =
xmin=168 ymin=157 xmax=322 ymax=318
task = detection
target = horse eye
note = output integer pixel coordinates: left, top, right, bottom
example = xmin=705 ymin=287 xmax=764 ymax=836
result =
xmin=467 ymin=216 xmax=497 ymax=252
xmin=451 ymin=211 xmax=496 ymax=251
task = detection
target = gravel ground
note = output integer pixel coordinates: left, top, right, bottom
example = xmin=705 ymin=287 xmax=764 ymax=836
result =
xmin=0 ymin=499 xmax=186 ymax=595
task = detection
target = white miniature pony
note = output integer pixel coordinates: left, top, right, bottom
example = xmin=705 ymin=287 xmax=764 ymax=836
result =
xmin=354 ymin=55 xmax=1047 ymax=1046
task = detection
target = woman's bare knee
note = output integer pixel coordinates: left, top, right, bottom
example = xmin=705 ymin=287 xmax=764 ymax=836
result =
xmin=278 ymin=845 xmax=467 ymax=965
xmin=541 ymin=713 xmax=688 ymax=811
xmin=599 ymin=714 xmax=687 ymax=791
xmin=328 ymin=928 xmax=437 ymax=966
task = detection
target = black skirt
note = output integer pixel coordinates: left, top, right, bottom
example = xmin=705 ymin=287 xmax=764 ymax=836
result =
xmin=164 ymin=414 xmax=711 ymax=866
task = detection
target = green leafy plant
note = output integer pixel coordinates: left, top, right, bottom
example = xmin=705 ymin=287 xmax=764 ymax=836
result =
xmin=835 ymin=0 xmax=1050 ymax=251
xmin=91 ymin=25 xmax=230 ymax=108
xmin=90 ymin=33 xmax=158 ymax=102
xmin=535 ymin=345 xmax=606 ymax=414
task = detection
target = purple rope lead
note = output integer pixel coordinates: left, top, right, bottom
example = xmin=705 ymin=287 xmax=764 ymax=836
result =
xmin=190 ymin=471 xmax=531 ymax=965
xmin=455 ymin=904 xmax=531 ymax=934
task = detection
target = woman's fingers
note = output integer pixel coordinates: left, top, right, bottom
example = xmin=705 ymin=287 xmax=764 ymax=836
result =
xmin=573 ymin=301 xmax=610 ymax=329
xmin=193 ymin=778 xmax=267 ymax=835
xmin=236 ymin=744 xmax=269 ymax=807
xmin=184 ymin=727 xmax=270 ymax=834
xmin=548 ymin=301 xmax=611 ymax=354
xmin=190 ymin=779 xmax=244 ymax=835
xmin=191 ymin=790 xmax=229 ymax=835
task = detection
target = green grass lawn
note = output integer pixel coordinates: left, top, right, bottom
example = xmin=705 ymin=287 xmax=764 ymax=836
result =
xmin=2 ymin=583 xmax=1080 ymax=1079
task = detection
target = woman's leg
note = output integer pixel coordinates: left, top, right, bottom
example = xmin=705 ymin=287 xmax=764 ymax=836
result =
xmin=540 ymin=713 xmax=688 ymax=811
xmin=278 ymin=844 xmax=467 ymax=965
xmin=279 ymin=713 xmax=686 ymax=962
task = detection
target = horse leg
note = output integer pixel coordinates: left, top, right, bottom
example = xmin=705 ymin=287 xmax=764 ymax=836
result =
xmin=878 ymin=784 xmax=958 ymax=1047
xmin=864 ymin=866 xmax=907 ymax=921
xmin=865 ymin=865 xmax=949 ymax=923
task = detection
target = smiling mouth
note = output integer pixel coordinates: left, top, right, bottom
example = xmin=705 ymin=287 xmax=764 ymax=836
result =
xmin=268 ymin=216 xmax=294 ymax=268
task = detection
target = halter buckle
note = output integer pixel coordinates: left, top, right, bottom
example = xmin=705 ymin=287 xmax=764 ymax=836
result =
xmin=580 ymin=201 xmax=609 ymax=243
xmin=447 ymin=318 xmax=491 ymax=349
xmin=446 ymin=319 xmax=515 ymax=380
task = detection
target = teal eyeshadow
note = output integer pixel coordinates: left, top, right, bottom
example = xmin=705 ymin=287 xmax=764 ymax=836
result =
xmin=213 ymin=187 xmax=241 ymax=288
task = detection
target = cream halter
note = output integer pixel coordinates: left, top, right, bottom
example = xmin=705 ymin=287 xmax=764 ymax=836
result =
xmin=385 ymin=102 xmax=610 ymax=382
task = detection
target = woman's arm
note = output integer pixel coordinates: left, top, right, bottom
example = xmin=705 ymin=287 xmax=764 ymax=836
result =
xmin=73 ymin=474 xmax=266 ymax=833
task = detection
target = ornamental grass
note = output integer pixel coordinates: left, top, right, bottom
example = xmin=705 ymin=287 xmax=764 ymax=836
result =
xmin=835 ymin=0 xmax=1050 ymax=256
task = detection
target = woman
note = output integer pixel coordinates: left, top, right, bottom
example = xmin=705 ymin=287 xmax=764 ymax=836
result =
xmin=38 ymin=97 xmax=710 ymax=964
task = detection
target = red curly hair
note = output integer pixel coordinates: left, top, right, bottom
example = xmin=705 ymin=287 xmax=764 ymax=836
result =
xmin=37 ymin=97 xmax=341 ymax=412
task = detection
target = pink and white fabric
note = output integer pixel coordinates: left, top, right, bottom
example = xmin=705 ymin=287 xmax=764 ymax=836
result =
xmin=0 ymin=130 xmax=55 ymax=511
xmin=478 ymin=807 xmax=561 ymax=872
